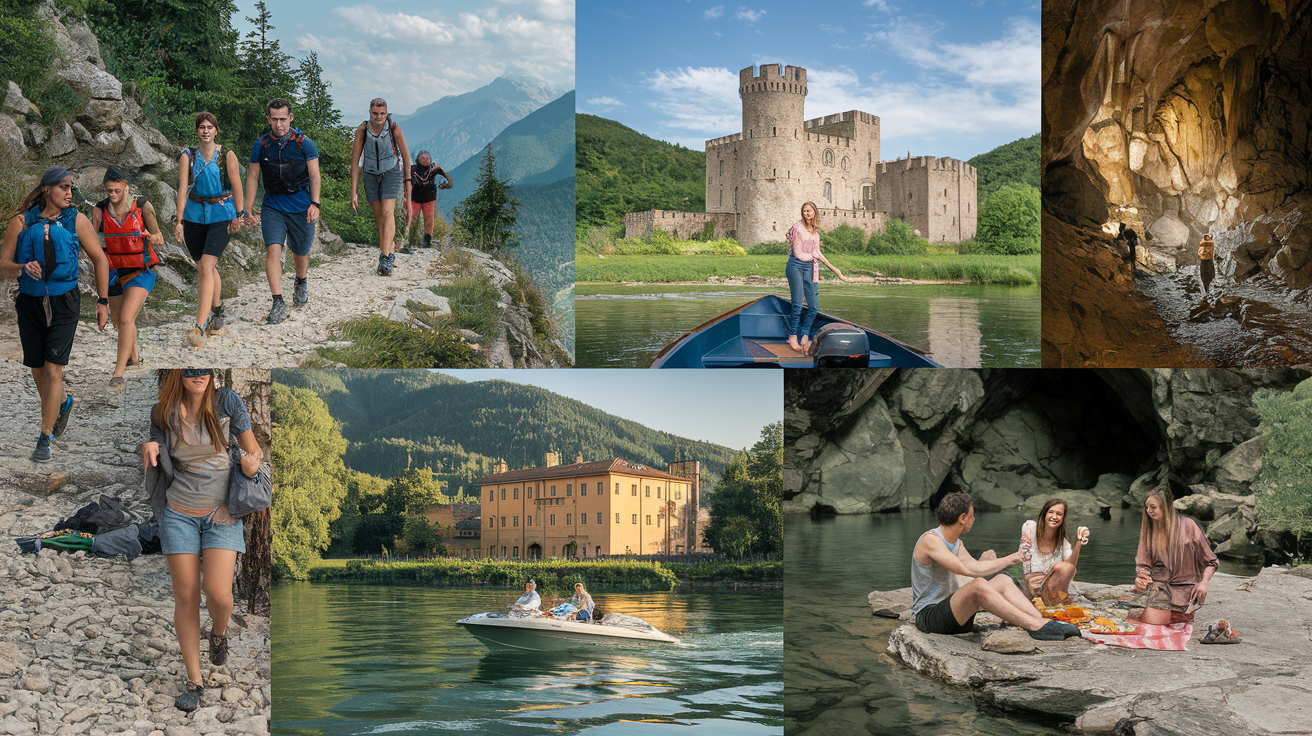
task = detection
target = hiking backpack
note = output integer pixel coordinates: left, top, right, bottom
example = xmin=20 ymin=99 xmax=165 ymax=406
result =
xmin=257 ymin=128 xmax=311 ymax=195
xmin=14 ymin=205 xmax=81 ymax=297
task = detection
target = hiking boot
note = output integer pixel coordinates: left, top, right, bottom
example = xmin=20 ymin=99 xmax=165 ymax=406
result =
xmin=109 ymin=376 xmax=125 ymax=390
xmin=187 ymin=326 xmax=206 ymax=349
xmin=207 ymin=304 xmax=226 ymax=335
xmin=378 ymin=253 xmax=392 ymax=277
xmin=293 ymin=278 xmax=308 ymax=305
xmin=422 ymin=233 xmax=432 ymax=248
xmin=31 ymin=433 xmax=52 ymax=463
xmin=267 ymin=298 xmax=288 ymax=325
xmin=1029 ymin=620 xmax=1082 ymax=641
xmin=52 ymin=394 xmax=74 ymax=437
xmin=209 ymin=630 xmax=229 ymax=666
xmin=174 ymin=681 xmax=203 ymax=712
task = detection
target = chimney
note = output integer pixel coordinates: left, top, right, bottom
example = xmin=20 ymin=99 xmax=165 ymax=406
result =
xmin=494 ymin=459 xmax=507 ymax=474
xmin=575 ymin=454 xmax=583 ymax=464
xmin=545 ymin=452 xmax=559 ymax=468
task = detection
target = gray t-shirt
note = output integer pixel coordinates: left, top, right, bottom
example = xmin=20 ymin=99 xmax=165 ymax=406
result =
xmin=149 ymin=388 xmax=252 ymax=510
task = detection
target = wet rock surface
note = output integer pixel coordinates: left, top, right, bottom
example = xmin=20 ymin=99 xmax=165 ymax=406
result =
xmin=0 ymin=361 xmax=270 ymax=735
xmin=877 ymin=568 xmax=1312 ymax=735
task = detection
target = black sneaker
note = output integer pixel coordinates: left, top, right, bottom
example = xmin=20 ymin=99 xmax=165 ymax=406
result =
xmin=52 ymin=395 xmax=74 ymax=437
xmin=293 ymin=278 xmax=308 ymax=305
xmin=267 ymin=298 xmax=288 ymax=325
xmin=207 ymin=304 xmax=226 ymax=334
xmin=174 ymin=681 xmax=202 ymax=712
xmin=209 ymin=630 xmax=229 ymax=666
xmin=31 ymin=433 xmax=52 ymax=463
xmin=422 ymin=233 xmax=432 ymax=248
xmin=1029 ymin=620 xmax=1082 ymax=640
xmin=379 ymin=254 xmax=392 ymax=277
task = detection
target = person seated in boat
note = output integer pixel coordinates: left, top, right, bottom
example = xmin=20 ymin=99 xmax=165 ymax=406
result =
xmin=785 ymin=202 xmax=851 ymax=354
xmin=511 ymin=579 xmax=541 ymax=613
xmin=912 ymin=492 xmax=1081 ymax=641
xmin=1132 ymin=486 xmax=1218 ymax=625
xmin=571 ymin=582 xmax=596 ymax=622
xmin=1020 ymin=498 xmax=1090 ymax=606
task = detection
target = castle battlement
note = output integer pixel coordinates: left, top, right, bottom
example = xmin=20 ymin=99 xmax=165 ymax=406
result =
xmin=706 ymin=133 xmax=743 ymax=149
xmin=876 ymin=156 xmax=977 ymax=177
xmin=803 ymin=111 xmax=878 ymax=130
xmin=738 ymin=64 xmax=807 ymax=96
xmin=804 ymin=133 xmax=855 ymax=147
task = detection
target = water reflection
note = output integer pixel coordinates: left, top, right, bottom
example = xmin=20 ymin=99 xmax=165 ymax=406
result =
xmin=927 ymin=298 xmax=983 ymax=368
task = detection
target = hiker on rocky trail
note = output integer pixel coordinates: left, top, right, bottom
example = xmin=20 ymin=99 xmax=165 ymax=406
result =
xmin=350 ymin=98 xmax=412 ymax=276
xmin=141 ymin=368 xmax=262 ymax=712
xmin=1117 ymin=223 xmax=1139 ymax=274
xmin=1131 ymin=486 xmax=1218 ymax=626
xmin=91 ymin=169 xmax=165 ymax=388
xmin=409 ymin=150 xmax=452 ymax=248
xmin=1 ymin=166 xmax=111 ymax=463
xmin=175 ymin=112 xmax=245 ymax=350
xmin=786 ymin=201 xmax=851 ymax=354
xmin=1199 ymin=234 xmax=1216 ymax=294
xmin=1019 ymin=498 xmax=1089 ymax=606
xmin=911 ymin=492 xmax=1082 ymax=641
xmin=242 ymin=98 xmax=321 ymax=324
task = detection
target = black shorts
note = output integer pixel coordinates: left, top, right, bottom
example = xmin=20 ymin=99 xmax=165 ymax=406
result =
xmin=16 ymin=290 xmax=81 ymax=368
xmin=915 ymin=595 xmax=976 ymax=635
xmin=183 ymin=220 xmax=231 ymax=261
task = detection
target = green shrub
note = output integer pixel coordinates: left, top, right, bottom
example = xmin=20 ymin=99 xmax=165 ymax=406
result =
xmin=819 ymin=223 xmax=868 ymax=253
xmin=747 ymin=241 xmax=790 ymax=255
xmin=868 ymin=219 xmax=929 ymax=255
xmin=431 ymin=273 xmax=501 ymax=337
xmin=315 ymin=315 xmax=488 ymax=368
xmin=975 ymin=183 xmax=1040 ymax=254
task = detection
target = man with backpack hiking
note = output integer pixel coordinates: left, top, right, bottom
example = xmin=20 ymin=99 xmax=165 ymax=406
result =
xmin=243 ymin=98 xmax=322 ymax=324
xmin=350 ymin=98 xmax=412 ymax=277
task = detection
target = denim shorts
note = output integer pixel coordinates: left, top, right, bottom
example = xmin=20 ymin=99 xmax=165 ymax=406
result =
xmin=160 ymin=504 xmax=245 ymax=555
xmin=261 ymin=206 xmax=315 ymax=257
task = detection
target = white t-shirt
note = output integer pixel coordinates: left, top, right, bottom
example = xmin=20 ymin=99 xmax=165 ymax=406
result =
xmin=1021 ymin=519 xmax=1072 ymax=576
xmin=514 ymin=590 xmax=541 ymax=610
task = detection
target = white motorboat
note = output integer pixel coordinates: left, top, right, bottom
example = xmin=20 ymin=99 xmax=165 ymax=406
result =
xmin=456 ymin=611 xmax=680 ymax=651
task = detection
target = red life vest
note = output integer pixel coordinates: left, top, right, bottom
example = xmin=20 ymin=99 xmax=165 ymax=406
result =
xmin=96 ymin=195 xmax=160 ymax=270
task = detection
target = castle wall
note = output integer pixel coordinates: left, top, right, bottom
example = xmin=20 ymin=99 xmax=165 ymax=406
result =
xmin=874 ymin=156 xmax=977 ymax=243
xmin=625 ymin=210 xmax=737 ymax=240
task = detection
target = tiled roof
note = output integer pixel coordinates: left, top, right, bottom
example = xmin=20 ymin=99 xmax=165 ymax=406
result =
xmin=478 ymin=458 xmax=692 ymax=485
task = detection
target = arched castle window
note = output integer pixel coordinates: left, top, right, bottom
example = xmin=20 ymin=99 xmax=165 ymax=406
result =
xmin=719 ymin=160 xmax=724 ymax=176
xmin=868 ymin=152 xmax=872 ymax=166
xmin=841 ymin=156 xmax=849 ymax=171
xmin=824 ymin=181 xmax=832 ymax=201
xmin=823 ymin=149 xmax=835 ymax=167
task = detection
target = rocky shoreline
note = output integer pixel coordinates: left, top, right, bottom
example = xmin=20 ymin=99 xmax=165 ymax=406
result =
xmin=0 ymin=361 xmax=270 ymax=735
xmin=869 ymin=567 xmax=1312 ymax=735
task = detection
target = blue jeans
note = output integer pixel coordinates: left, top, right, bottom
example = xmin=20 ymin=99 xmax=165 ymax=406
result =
xmin=786 ymin=255 xmax=819 ymax=338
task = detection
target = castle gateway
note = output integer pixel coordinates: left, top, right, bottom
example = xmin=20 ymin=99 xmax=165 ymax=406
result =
xmin=625 ymin=64 xmax=978 ymax=247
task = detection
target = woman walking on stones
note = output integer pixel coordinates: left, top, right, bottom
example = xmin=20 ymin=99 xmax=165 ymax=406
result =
xmin=1019 ymin=498 xmax=1089 ymax=605
xmin=1132 ymin=486 xmax=1218 ymax=625
xmin=142 ymin=368 xmax=262 ymax=711
xmin=785 ymin=202 xmax=850 ymax=354
xmin=1 ymin=166 xmax=111 ymax=463
xmin=1199 ymin=234 xmax=1216 ymax=294
xmin=175 ymin=112 xmax=245 ymax=349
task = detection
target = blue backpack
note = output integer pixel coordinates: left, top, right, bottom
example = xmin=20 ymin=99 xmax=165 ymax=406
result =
xmin=15 ymin=205 xmax=81 ymax=297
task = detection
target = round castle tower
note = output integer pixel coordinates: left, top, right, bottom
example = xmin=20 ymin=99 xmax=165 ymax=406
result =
xmin=737 ymin=64 xmax=808 ymax=246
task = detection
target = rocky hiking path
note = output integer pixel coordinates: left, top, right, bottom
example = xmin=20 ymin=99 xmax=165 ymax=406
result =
xmin=0 ymin=361 xmax=270 ymax=736
xmin=870 ymin=569 xmax=1312 ymax=736
xmin=0 ymin=243 xmax=530 ymax=371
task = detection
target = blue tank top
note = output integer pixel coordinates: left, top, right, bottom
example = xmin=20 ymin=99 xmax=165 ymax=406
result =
xmin=182 ymin=146 xmax=237 ymax=225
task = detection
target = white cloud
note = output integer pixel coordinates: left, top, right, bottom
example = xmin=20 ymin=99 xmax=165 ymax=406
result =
xmin=863 ymin=0 xmax=893 ymax=10
xmin=865 ymin=16 xmax=1039 ymax=87
xmin=704 ymin=5 xmax=724 ymax=18
xmin=586 ymin=96 xmax=625 ymax=109
xmin=642 ymin=66 xmax=741 ymax=138
xmin=735 ymin=7 xmax=766 ymax=22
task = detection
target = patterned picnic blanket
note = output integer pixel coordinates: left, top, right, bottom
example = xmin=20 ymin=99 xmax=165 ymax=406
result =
xmin=1082 ymin=621 xmax=1192 ymax=650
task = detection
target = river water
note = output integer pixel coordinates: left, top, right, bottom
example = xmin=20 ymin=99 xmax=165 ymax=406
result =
xmin=784 ymin=509 xmax=1259 ymax=735
xmin=272 ymin=584 xmax=782 ymax=735
xmin=575 ymin=284 xmax=1039 ymax=368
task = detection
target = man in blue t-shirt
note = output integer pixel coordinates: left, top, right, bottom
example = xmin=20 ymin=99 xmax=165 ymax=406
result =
xmin=242 ymin=98 xmax=321 ymax=325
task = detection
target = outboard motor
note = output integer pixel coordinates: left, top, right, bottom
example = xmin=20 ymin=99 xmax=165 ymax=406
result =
xmin=810 ymin=322 xmax=870 ymax=367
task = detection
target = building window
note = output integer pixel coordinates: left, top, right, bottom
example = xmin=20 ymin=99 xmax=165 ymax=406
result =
xmin=614 ymin=483 xmax=620 ymax=494
xmin=868 ymin=152 xmax=872 ymax=166
xmin=719 ymin=160 xmax=724 ymax=176
xmin=616 ymin=513 xmax=621 ymax=524
xmin=500 ymin=517 xmax=506 ymax=527
xmin=550 ymin=514 xmax=556 ymax=525
xmin=500 ymin=489 xmax=505 ymax=500
xmin=581 ymin=513 xmax=588 ymax=524
xmin=513 ymin=546 xmax=519 ymax=558
xmin=824 ymin=181 xmax=832 ymax=201
xmin=581 ymin=483 xmax=587 ymax=496
xmin=823 ymin=149 xmax=835 ymax=167
xmin=488 ymin=490 xmax=492 ymax=500
xmin=566 ymin=484 xmax=572 ymax=496
xmin=676 ymin=491 xmax=682 ymax=500
xmin=512 ymin=516 xmax=518 ymax=527
xmin=631 ymin=485 xmax=637 ymax=496
xmin=658 ymin=516 xmax=662 ymax=526
xmin=718 ymin=190 xmax=722 ymax=207
xmin=645 ymin=486 xmax=651 ymax=497
xmin=632 ymin=514 xmax=638 ymax=524
xmin=488 ymin=517 xmax=494 ymax=528
xmin=513 ymin=488 xmax=518 ymax=499
xmin=527 ymin=516 xmax=532 ymax=526
xmin=945 ymin=188 xmax=948 ymax=196
xmin=582 ymin=546 xmax=587 ymax=557
xmin=566 ymin=514 xmax=572 ymax=525
xmin=657 ymin=488 xmax=662 ymax=498
xmin=646 ymin=515 xmax=652 ymax=525
xmin=500 ymin=546 xmax=506 ymax=557
xmin=842 ymin=156 xmax=849 ymax=171
xmin=551 ymin=486 xmax=556 ymax=497
xmin=596 ymin=513 xmax=602 ymax=524
xmin=552 ymin=546 xmax=557 ymax=556
xmin=734 ymin=188 xmax=737 ymax=207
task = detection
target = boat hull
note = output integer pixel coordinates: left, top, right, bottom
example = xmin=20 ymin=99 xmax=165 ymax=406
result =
xmin=650 ymin=294 xmax=941 ymax=368
xmin=456 ymin=614 xmax=679 ymax=651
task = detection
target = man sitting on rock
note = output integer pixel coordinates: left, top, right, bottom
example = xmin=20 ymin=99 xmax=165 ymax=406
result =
xmin=911 ymin=492 xmax=1081 ymax=640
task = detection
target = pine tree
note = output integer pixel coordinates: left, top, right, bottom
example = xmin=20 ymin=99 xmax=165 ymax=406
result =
xmin=453 ymin=145 xmax=521 ymax=252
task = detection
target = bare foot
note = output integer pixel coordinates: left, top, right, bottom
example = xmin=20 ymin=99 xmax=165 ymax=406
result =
xmin=799 ymin=336 xmax=812 ymax=353
xmin=787 ymin=336 xmax=802 ymax=352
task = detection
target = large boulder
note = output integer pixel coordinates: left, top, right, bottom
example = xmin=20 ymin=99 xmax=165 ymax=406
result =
xmin=80 ymin=99 xmax=125 ymax=132
xmin=3 ymin=81 xmax=37 ymax=117
xmin=805 ymin=395 xmax=905 ymax=513
xmin=44 ymin=122 xmax=76 ymax=157
xmin=899 ymin=428 xmax=959 ymax=508
xmin=894 ymin=369 xmax=985 ymax=432
xmin=55 ymin=61 xmax=122 ymax=101
xmin=119 ymin=133 xmax=168 ymax=168
xmin=1213 ymin=436 xmax=1266 ymax=494
xmin=0 ymin=114 xmax=25 ymax=155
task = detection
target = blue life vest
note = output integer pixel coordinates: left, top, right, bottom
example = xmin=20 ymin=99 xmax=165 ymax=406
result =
xmin=15 ymin=205 xmax=80 ymax=297
xmin=258 ymin=128 xmax=311 ymax=195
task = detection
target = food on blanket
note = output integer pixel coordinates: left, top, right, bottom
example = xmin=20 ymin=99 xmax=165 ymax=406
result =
xmin=1032 ymin=596 xmax=1045 ymax=611
xmin=1088 ymin=617 xmax=1137 ymax=635
xmin=1043 ymin=606 xmax=1091 ymax=624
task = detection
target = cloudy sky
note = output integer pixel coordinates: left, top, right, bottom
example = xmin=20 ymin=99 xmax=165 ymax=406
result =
xmin=576 ymin=0 xmax=1038 ymax=160
xmin=235 ymin=0 xmax=575 ymax=118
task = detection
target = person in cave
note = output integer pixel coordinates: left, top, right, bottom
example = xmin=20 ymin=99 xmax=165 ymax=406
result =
xmin=1117 ymin=223 xmax=1139 ymax=274
xmin=1198 ymin=234 xmax=1216 ymax=293
xmin=910 ymin=492 xmax=1082 ymax=641
xmin=1020 ymin=498 xmax=1090 ymax=606
xmin=1131 ymin=486 xmax=1218 ymax=625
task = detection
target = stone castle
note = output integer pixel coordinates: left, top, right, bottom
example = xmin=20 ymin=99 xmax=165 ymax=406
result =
xmin=625 ymin=64 xmax=978 ymax=246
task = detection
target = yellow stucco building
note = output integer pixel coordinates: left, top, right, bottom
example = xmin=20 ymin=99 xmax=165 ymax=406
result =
xmin=480 ymin=455 xmax=701 ymax=559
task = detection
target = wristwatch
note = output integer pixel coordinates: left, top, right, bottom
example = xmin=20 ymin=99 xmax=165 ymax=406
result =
xmin=309 ymin=201 xmax=320 ymax=208
xmin=97 ymin=297 xmax=109 ymax=305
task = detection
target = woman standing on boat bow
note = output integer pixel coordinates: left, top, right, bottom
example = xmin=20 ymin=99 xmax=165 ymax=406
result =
xmin=786 ymin=202 xmax=850 ymax=353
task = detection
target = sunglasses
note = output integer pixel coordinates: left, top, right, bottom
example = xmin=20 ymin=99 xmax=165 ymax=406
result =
xmin=182 ymin=369 xmax=213 ymax=378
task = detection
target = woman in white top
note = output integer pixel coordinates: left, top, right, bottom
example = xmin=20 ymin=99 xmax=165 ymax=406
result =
xmin=1020 ymin=498 xmax=1089 ymax=605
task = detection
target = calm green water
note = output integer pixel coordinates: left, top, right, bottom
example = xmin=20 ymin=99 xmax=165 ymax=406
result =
xmin=783 ymin=509 xmax=1258 ymax=735
xmin=574 ymin=284 xmax=1039 ymax=368
xmin=272 ymin=584 xmax=782 ymax=735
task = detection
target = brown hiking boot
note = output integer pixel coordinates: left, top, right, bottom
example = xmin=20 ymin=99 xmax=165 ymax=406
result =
xmin=209 ymin=630 xmax=229 ymax=666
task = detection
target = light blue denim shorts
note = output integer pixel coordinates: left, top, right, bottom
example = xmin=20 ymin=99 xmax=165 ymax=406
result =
xmin=160 ymin=504 xmax=245 ymax=555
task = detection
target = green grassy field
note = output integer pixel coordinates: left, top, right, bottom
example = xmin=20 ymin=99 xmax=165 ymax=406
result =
xmin=577 ymin=254 xmax=1041 ymax=285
